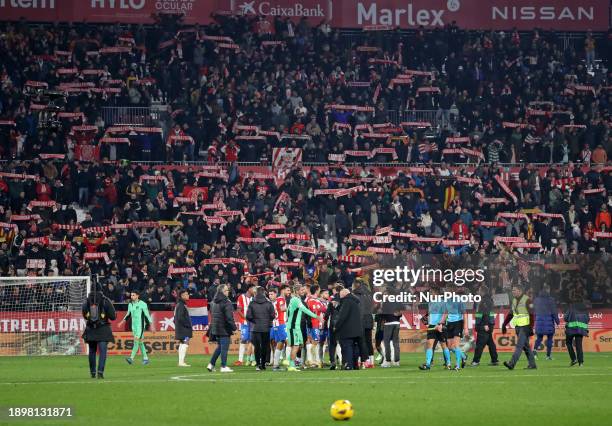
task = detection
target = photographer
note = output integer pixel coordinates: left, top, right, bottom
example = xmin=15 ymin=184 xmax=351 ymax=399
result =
xmin=82 ymin=282 xmax=116 ymax=379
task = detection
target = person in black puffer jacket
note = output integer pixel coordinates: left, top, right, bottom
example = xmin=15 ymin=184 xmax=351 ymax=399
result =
xmin=174 ymin=289 xmax=193 ymax=367
xmin=246 ymin=286 xmax=275 ymax=370
xmin=207 ymin=284 xmax=237 ymax=373
xmin=564 ymin=298 xmax=590 ymax=367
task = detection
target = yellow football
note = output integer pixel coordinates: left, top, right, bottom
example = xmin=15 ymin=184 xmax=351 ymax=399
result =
xmin=330 ymin=400 xmax=354 ymax=421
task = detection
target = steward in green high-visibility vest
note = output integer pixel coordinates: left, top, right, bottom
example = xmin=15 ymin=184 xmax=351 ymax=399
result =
xmin=501 ymin=285 xmax=537 ymax=370
xmin=564 ymin=300 xmax=589 ymax=367
xmin=470 ymin=285 xmax=499 ymax=366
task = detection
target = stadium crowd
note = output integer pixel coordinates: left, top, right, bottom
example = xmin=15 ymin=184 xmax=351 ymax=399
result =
xmin=0 ymin=14 xmax=610 ymax=311
xmin=0 ymin=15 xmax=610 ymax=163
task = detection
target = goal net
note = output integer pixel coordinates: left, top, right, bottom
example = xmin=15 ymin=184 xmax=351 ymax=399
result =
xmin=0 ymin=276 xmax=91 ymax=356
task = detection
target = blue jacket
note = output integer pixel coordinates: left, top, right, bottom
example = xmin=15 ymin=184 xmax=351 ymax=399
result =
xmin=534 ymin=294 xmax=559 ymax=334
xmin=414 ymin=200 xmax=429 ymax=218
xmin=564 ymin=303 xmax=589 ymax=336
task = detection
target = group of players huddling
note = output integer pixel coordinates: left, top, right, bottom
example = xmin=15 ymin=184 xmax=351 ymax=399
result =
xmin=233 ymin=283 xmax=332 ymax=371
xmin=202 ymin=280 xmax=588 ymax=372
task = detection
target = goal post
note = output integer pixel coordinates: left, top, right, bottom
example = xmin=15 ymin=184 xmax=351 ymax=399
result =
xmin=0 ymin=276 xmax=91 ymax=356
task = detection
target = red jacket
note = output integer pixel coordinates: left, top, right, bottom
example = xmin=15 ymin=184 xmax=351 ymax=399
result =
xmin=84 ymin=236 xmax=105 ymax=253
xmin=35 ymin=182 xmax=52 ymax=201
xmin=595 ymin=211 xmax=611 ymax=231
xmin=451 ymin=222 xmax=470 ymax=239
xmin=239 ymin=225 xmax=252 ymax=239
xmin=103 ymin=185 xmax=118 ymax=205
xmin=222 ymin=144 xmax=239 ymax=162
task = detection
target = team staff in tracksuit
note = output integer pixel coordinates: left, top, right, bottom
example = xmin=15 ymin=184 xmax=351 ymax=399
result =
xmin=564 ymin=299 xmax=589 ymax=367
xmin=533 ymin=287 xmax=559 ymax=360
xmin=470 ymin=285 xmax=499 ymax=366
xmin=502 ymin=284 xmax=537 ymax=370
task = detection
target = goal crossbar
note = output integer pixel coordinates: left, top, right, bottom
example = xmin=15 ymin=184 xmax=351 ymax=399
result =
xmin=0 ymin=276 xmax=92 ymax=294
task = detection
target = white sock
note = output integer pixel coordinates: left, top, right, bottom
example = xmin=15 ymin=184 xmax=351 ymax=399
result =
xmin=178 ymin=344 xmax=187 ymax=364
xmin=285 ymin=346 xmax=291 ymax=360
xmin=390 ymin=343 xmax=395 ymax=362
xmin=273 ymin=349 xmax=282 ymax=367
xmin=314 ymin=344 xmax=320 ymax=363
xmin=238 ymin=343 xmax=246 ymax=362
xmin=369 ymin=355 xmax=374 ymax=363
xmin=306 ymin=343 xmax=313 ymax=363
xmin=336 ymin=344 xmax=342 ymax=364
xmin=381 ymin=345 xmax=386 ymax=358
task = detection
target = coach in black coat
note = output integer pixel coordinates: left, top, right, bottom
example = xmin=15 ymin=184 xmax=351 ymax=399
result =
xmin=246 ymin=288 xmax=275 ymax=332
xmin=246 ymin=287 xmax=275 ymax=369
xmin=334 ymin=289 xmax=363 ymax=369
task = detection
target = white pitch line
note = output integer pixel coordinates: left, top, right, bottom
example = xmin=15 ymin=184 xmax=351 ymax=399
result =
xmin=169 ymin=371 xmax=612 ymax=382
xmin=1 ymin=370 xmax=611 ymax=386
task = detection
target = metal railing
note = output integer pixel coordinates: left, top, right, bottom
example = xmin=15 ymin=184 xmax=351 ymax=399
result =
xmin=101 ymin=106 xmax=168 ymax=127
xmin=388 ymin=109 xmax=457 ymax=132
xmin=340 ymin=29 xmax=608 ymax=54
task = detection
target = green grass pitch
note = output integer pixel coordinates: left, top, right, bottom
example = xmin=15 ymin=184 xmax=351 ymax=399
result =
xmin=1 ymin=353 xmax=611 ymax=426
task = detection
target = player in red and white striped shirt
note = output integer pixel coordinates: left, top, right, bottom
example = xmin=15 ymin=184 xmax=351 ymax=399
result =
xmin=306 ymin=285 xmax=327 ymax=368
xmin=268 ymin=286 xmax=288 ymax=370
xmin=235 ymin=285 xmax=255 ymax=366
xmin=318 ymin=288 xmax=330 ymax=366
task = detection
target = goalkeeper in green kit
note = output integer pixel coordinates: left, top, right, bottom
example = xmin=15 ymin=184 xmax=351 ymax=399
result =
xmin=119 ymin=291 xmax=153 ymax=365
xmin=286 ymin=284 xmax=320 ymax=372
